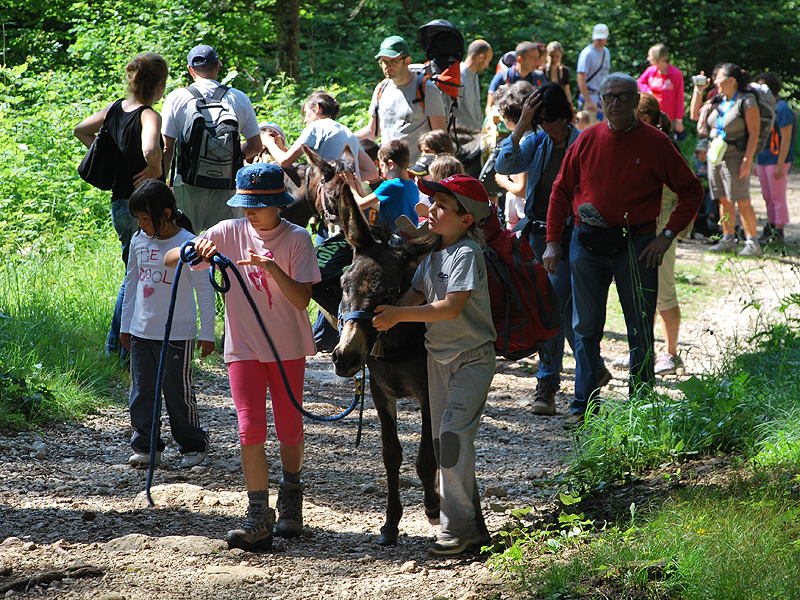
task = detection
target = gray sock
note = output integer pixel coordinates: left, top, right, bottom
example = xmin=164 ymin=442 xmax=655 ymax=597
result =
xmin=248 ymin=490 xmax=269 ymax=508
xmin=282 ymin=468 xmax=302 ymax=484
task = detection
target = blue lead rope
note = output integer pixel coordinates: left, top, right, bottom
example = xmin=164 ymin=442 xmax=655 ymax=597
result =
xmin=146 ymin=240 xmax=364 ymax=506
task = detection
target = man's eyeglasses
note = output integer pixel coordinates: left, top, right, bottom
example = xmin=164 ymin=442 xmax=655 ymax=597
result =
xmin=601 ymin=92 xmax=634 ymax=104
xmin=378 ymin=56 xmax=405 ymax=67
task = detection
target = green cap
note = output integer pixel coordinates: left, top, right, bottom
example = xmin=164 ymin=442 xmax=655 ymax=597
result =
xmin=375 ymin=36 xmax=411 ymax=59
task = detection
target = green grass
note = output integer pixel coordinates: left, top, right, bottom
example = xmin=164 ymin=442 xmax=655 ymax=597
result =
xmin=530 ymin=479 xmax=800 ymax=599
xmin=0 ymin=236 xmax=127 ymax=427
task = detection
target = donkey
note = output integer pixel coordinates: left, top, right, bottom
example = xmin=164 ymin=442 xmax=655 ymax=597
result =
xmin=331 ymin=182 xmax=442 ymax=546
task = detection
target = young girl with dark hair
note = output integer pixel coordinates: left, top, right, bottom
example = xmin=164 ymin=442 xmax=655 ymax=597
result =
xmin=120 ymin=179 xmax=215 ymax=470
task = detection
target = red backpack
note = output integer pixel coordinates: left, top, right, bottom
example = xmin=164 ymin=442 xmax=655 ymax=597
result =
xmin=480 ymin=204 xmax=561 ymax=360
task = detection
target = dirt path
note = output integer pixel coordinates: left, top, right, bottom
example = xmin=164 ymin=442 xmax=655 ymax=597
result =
xmin=1 ymin=173 xmax=799 ymax=599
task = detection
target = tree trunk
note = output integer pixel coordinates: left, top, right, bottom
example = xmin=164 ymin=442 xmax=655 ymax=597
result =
xmin=274 ymin=0 xmax=301 ymax=80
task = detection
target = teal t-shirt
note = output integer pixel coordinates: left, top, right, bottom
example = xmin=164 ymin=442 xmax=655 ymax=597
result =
xmin=374 ymin=178 xmax=419 ymax=230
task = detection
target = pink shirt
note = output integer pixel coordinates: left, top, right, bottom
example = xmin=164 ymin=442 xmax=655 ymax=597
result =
xmin=637 ymin=64 xmax=685 ymax=120
xmin=196 ymin=218 xmax=321 ymax=363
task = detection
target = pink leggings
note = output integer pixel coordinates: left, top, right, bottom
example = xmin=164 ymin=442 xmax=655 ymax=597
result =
xmin=228 ymin=359 xmax=305 ymax=446
xmin=756 ymin=163 xmax=791 ymax=226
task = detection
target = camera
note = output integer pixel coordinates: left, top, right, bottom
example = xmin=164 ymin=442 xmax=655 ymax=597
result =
xmin=692 ymin=75 xmax=708 ymax=87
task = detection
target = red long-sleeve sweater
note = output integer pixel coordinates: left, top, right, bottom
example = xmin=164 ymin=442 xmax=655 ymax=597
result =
xmin=546 ymin=119 xmax=704 ymax=242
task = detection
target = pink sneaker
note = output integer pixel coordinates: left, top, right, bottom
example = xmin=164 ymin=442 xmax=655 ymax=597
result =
xmin=654 ymin=353 xmax=684 ymax=375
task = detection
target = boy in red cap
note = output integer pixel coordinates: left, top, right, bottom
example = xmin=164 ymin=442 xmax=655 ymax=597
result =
xmin=372 ymin=174 xmax=496 ymax=556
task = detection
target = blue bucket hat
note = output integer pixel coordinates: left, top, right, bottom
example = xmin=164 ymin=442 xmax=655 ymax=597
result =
xmin=227 ymin=164 xmax=294 ymax=209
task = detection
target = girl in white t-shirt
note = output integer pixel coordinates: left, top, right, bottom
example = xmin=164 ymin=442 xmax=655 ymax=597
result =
xmin=262 ymin=90 xmax=378 ymax=182
xmin=165 ymin=163 xmax=321 ymax=552
xmin=120 ymin=179 xmax=215 ymax=471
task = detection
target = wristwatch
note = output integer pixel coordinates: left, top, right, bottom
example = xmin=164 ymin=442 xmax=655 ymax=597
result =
xmin=663 ymin=229 xmax=675 ymax=240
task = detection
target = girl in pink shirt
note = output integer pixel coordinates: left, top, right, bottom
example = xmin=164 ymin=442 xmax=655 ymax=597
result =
xmin=637 ymin=44 xmax=685 ymax=135
xmin=166 ymin=163 xmax=320 ymax=551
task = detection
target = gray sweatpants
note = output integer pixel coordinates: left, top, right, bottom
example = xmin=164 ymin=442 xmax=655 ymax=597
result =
xmin=427 ymin=342 xmax=495 ymax=539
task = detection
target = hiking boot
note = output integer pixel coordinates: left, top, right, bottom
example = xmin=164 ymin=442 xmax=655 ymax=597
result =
xmin=597 ymin=366 xmax=612 ymax=387
xmin=767 ymin=229 xmax=786 ymax=245
xmin=226 ymin=504 xmax=276 ymax=551
xmin=128 ymin=451 xmax=161 ymax=468
xmin=654 ymin=353 xmax=685 ymax=375
xmin=611 ymin=353 xmax=630 ymax=371
xmin=427 ymin=533 xmax=491 ymax=556
xmin=530 ymin=380 xmax=557 ymax=415
xmin=708 ymin=237 xmax=738 ymax=253
xmin=179 ymin=449 xmax=208 ymax=470
xmin=275 ymin=479 xmax=304 ymax=538
xmin=562 ymin=413 xmax=585 ymax=430
xmin=758 ymin=223 xmax=776 ymax=244
xmin=737 ymin=240 xmax=762 ymax=257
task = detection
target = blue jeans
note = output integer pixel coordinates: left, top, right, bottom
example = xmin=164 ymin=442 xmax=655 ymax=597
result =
xmin=529 ymin=232 xmax=605 ymax=389
xmin=107 ymin=199 xmax=137 ymax=357
xmin=570 ymin=228 xmax=657 ymax=414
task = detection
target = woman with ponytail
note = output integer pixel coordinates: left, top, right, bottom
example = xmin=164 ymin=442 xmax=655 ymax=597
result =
xmin=73 ymin=53 xmax=169 ymax=357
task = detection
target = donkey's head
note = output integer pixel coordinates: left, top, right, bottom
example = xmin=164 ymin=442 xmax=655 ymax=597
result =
xmin=303 ymin=145 xmax=357 ymax=239
xmin=332 ymin=184 xmax=439 ymax=378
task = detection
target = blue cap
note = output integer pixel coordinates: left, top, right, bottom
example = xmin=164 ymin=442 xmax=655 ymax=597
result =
xmin=227 ymin=164 xmax=294 ymax=209
xmin=187 ymin=45 xmax=219 ymax=67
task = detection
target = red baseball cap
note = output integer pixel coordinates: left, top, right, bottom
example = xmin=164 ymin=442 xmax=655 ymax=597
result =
xmin=417 ymin=174 xmax=491 ymax=221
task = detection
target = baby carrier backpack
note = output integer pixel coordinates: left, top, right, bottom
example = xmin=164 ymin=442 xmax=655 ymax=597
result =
xmin=479 ymin=204 xmax=561 ymax=360
xmin=177 ymin=84 xmax=243 ymax=189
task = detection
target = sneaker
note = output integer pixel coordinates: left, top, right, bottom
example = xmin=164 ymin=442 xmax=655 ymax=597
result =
xmin=597 ymin=366 xmax=613 ymax=387
xmin=611 ymin=354 xmax=630 ymax=370
xmin=530 ymin=380 xmax=557 ymax=415
xmin=708 ymin=237 xmax=738 ymax=253
xmin=737 ymin=240 xmax=762 ymax=257
xmin=226 ymin=504 xmax=276 ymax=551
xmin=129 ymin=451 xmax=161 ymax=468
xmin=179 ymin=449 xmax=208 ymax=469
xmin=275 ymin=479 xmax=305 ymax=538
xmin=654 ymin=353 xmax=684 ymax=375
xmin=427 ymin=533 xmax=491 ymax=556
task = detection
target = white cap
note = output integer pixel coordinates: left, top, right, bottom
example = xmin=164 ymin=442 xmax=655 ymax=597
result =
xmin=592 ymin=24 xmax=609 ymax=40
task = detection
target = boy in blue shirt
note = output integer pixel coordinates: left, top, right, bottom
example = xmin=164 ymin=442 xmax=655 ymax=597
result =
xmin=342 ymin=139 xmax=418 ymax=230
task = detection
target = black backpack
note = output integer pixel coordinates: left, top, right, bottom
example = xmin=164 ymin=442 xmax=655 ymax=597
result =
xmin=176 ymin=84 xmax=243 ymax=189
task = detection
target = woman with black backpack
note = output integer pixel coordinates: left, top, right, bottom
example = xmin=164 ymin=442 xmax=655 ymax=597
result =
xmin=74 ymin=53 xmax=169 ymax=358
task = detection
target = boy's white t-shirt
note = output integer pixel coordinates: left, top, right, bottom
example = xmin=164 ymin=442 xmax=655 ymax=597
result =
xmin=296 ymin=119 xmax=362 ymax=179
xmin=196 ymin=218 xmax=321 ymax=363
xmin=411 ymin=236 xmax=496 ymax=364
xmin=121 ymin=228 xmax=215 ymax=342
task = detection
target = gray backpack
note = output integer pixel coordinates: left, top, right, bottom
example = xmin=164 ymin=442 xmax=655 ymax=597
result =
xmin=177 ymin=84 xmax=243 ymax=189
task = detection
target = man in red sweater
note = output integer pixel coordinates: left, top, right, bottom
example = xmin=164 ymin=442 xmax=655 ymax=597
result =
xmin=543 ymin=73 xmax=703 ymax=428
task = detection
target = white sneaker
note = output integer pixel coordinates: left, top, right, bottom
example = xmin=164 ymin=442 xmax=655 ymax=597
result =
xmin=737 ymin=240 xmax=762 ymax=257
xmin=708 ymin=237 xmax=738 ymax=253
xmin=179 ymin=450 xmax=208 ymax=469
xmin=611 ymin=353 xmax=631 ymax=370
xmin=129 ymin=451 xmax=161 ymax=468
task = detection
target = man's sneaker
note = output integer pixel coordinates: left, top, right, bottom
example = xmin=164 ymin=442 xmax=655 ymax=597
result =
xmin=275 ymin=479 xmax=304 ymax=538
xmin=427 ymin=533 xmax=490 ymax=556
xmin=530 ymin=380 xmax=557 ymax=415
xmin=708 ymin=237 xmax=738 ymax=253
xmin=654 ymin=353 xmax=684 ymax=375
xmin=611 ymin=354 xmax=630 ymax=370
xmin=737 ymin=240 xmax=762 ymax=257
xmin=179 ymin=449 xmax=208 ymax=469
xmin=225 ymin=504 xmax=276 ymax=551
xmin=129 ymin=451 xmax=161 ymax=468
xmin=597 ymin=366 xmax=613 ymax=387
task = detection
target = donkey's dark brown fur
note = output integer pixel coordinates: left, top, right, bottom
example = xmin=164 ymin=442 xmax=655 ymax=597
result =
xmin=332 ymin=183 xmax=442 ymax=546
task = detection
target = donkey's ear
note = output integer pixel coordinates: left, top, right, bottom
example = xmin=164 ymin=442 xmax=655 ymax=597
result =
xmin=303 ymin=145 xmax=336 ymax=181
xmin=400 ymin=234 xmax=441 ymax=268
xmin=341 ymin=144 xmax=357 ymax=169
xmin=338 ymin=183 xmax=373 ymax=250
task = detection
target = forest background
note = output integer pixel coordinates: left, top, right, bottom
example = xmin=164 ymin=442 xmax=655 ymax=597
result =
xmin=1 ymin=0 xmax=799 ymax=252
